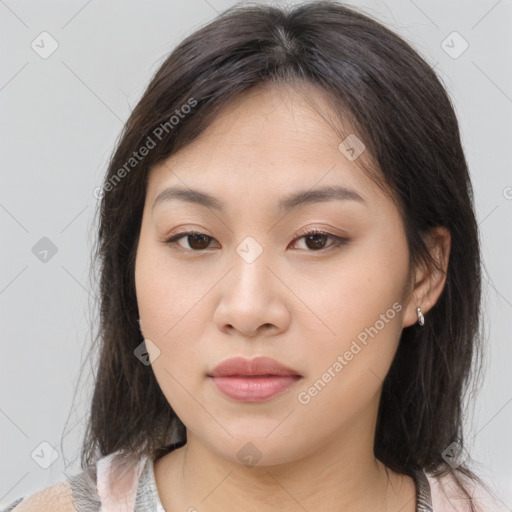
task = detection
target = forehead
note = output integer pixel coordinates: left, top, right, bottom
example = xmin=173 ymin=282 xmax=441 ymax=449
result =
xmin=146 ymin=83 xmax=391 ymax=216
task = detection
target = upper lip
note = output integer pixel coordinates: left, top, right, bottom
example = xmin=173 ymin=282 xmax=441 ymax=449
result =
xmin=208 ymin=356 xmax=302 ymax=377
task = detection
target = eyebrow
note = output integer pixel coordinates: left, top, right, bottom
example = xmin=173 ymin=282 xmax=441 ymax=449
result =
xmin=152 ymin=185 xmax=366 ymax=213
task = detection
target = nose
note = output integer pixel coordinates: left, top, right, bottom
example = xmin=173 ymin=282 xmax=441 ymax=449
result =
xmin=212 ymin=243 xmax=291 ymax=338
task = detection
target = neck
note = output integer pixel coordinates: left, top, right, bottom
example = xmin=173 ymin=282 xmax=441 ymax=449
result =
xmin=154 ymin=409 xmax=416 ymax=512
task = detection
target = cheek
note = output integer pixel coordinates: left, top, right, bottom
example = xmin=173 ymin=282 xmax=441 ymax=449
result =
xmin=135 ymin=238 xmax=214 ymax=384
xmin=294 ymin=298 xmax=404 ymax=440
xmin=297 ymin=230 xmax=409 ymax=404
xmin=135 ymin=239 xmax=204 ymax=338
xmin=135 ymin=247 xmax=206 ymax=419
xmin=312 ymin=235 xmax=408 ymax=341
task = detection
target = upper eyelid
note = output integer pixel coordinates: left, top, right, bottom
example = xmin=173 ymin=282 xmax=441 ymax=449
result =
xmin=166 ymin=228 xmax=340 ymax=241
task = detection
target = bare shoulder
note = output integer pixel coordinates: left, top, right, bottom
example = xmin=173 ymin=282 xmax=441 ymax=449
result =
xmin=10 ymin=481 xmax=76 ymax=511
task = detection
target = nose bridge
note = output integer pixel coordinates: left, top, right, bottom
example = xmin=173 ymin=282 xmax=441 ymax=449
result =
xmin=217 ymin=233 xmax=282 ymax=318
xmin=230 ymin=234 xmax=273 ymax=297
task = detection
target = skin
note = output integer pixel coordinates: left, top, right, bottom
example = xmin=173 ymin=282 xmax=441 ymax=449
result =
xmin=135 ymin=83 xmax=451 ymax=512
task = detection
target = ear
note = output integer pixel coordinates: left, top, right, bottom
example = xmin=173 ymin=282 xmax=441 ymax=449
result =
xmin=402 ymin=226 xmax=451 ymax=328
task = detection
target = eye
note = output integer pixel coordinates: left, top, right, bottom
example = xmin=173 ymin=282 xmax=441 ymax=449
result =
xmin=290 ymin=228 xmax=349 ymax=252
xmin=163 ymin=228 xmax=349 ymax=253
xmin=164 ymin=230 xmax=218 ymax=251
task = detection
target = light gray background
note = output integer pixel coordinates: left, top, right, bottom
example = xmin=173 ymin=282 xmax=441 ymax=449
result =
xmin=1 ymin=0 xmax=511 ymax=508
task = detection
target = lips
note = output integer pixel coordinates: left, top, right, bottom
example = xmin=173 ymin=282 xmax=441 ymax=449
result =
xmin=207 ymin=356 xmax=301 ymax=378
xmin=207 ymin=357 xmax=302 ymax=402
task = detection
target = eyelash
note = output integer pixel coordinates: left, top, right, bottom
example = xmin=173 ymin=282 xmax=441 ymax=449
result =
xmin=163 ymin=228 xmax=349 ymax=253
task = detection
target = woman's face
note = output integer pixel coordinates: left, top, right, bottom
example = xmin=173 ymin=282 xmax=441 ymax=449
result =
xmin=135 ymin=84 xmax=419 ymax=466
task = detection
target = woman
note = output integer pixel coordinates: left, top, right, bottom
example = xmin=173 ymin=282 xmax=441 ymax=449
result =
xmin=6 ymin=1 xmax=505 ymax=510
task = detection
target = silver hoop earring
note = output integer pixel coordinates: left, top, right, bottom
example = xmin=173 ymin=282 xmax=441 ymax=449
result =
xmin=417 ymin=307 xmax=425 ymax=326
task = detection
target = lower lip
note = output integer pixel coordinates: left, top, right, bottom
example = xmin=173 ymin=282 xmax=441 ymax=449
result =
xmin=209 ymin=375 xmax=301 ymax=402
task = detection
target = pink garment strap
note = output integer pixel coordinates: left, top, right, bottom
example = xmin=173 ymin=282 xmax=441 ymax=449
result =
xmin=96 ymin=451 xmax=147 ymax=512
xmin=426 ymin=471 xmax=470 ymax=511
xmin=425 ymin=470 xmax=509 ymax=512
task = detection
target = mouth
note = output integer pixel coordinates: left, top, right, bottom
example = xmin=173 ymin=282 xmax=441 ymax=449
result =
xmin=208 ymin=374 xmax=302 ymax=402
xmin=207 ymin=356 xmax=303 ymax=402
